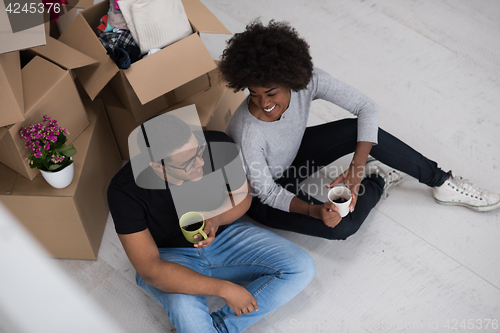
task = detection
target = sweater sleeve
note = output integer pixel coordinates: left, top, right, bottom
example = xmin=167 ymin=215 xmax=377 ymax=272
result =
xmin=312 ymin=67 xmax=380 ymax=144
xmin=240 ymin=129 xmax=296 ymax=212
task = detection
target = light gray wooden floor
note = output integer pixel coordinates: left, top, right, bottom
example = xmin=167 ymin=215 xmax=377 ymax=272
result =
xmin=54 ymin=0 xmax=500 ymax=332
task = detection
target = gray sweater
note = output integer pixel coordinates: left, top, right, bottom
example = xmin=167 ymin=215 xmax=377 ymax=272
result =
xmin=226 ymin=67 xmax=380 ymax=212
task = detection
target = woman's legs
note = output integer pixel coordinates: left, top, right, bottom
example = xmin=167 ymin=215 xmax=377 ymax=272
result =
xmin=284 ymin=118 xmax=448 ymax=188
xmin=287 ymin=118 xmax=499 ymax=211
xmin=248 ymin=118 xmax=447 ymax=239
xmin=248 ymin=175 xmax=384 ymax=240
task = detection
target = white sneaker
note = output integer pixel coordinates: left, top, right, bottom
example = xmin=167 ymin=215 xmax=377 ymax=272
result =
xmin=365 ymin=157 xmax=404 ymax=198
xmin=433 ymin=172 xmax=500 ymax=211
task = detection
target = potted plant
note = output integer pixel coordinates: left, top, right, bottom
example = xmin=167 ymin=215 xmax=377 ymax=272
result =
xmin=19 ymin=115 xmax=77 ymax=189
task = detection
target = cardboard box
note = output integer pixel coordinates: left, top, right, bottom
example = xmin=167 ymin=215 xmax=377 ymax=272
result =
xmin=55 ymin=4 xmax=82 ymax=35
xmin=28 ymin=36 xmax=97 ymax=72
xmin=0 ymin=51 xmax=24 ymax=127
xmin=0 ymin=127 xmax=6 ymax=142
xmin=67 ymin=0 xmax=94 ymax=9
xmin=0 ymin=56 xmax=90 ymax=180
xmin=205 ymin=88 xmax=245 ymax=132
xmin=163 ymin=70 xmax=246 ymax=132
xmin=98 ymin=86 xmax=140 ymax=160
xmin=0 ymin=98 xmax=121 ymax=260
xmin=109 ymin=70 xmax=211 ymax=123
xmin=58 ymin=0 xmax=230 ymax=116
xmin=100 ymin=68 xmax=245 ymax=160
xmin=0 ymin=1 xmax=46 ymax=54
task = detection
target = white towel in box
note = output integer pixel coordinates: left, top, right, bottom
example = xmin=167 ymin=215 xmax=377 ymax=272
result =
xmin=119 ymin=0 xmax=193 ymax=54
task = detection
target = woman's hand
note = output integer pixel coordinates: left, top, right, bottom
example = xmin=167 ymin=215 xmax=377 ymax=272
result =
xmin=193 ymin=213 xmax=220 ymax=248
xmin=310 ymin=202 xmax=342 ymax=228
xmin=326 ymin=163 xmax=364 ymax=213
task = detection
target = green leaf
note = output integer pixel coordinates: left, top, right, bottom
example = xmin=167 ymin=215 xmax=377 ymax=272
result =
xmin=56 ymin=132 xmax=67 ymax=145
xmin=59 ymin=145 xmax=77 ymax=157
xmin=48 ymin=164 xmax=62 ymax=171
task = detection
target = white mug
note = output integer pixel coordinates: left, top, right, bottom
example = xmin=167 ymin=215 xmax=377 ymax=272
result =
xmin=327 ymin=185 xmax=352 ymax=218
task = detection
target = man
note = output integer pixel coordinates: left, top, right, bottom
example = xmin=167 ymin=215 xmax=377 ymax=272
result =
xmin=107 ymin=111 xmax=316 ymax=333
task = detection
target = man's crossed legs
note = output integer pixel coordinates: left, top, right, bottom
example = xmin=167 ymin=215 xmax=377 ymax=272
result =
xmin=137 ymin=220 xmax=316 ymax=333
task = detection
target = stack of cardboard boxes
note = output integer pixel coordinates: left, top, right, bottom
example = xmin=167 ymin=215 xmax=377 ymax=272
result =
xmin=0 ymin=0 xmax=245 ymax=259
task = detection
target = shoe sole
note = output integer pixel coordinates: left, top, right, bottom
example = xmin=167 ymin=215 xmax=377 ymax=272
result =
xmin=434 ymin=198 xmax=500 ymax=212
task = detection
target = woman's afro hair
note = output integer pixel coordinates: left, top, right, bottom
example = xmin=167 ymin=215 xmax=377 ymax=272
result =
xmin=218 ymin=20 xmax=313 ymax=92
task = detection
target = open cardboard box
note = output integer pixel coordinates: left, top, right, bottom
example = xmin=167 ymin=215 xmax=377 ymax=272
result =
xmin=0 ymin=51 xmax=24 ymax=127
xmin=0 ymin=98 xmax=122 ymax=260
xmin=163 ymin=71 xmax=246 ymax=133
xmin=58 ymin=0 xmax=231 ymax=120
xmin=100 ymin=67 xmax=245 ymax=160
xmin=0 ymin=55 xmax=90 ymax=180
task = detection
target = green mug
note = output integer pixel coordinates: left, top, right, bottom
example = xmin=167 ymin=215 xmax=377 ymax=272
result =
xmin=179 ymin=212 xmax=208 ymax=243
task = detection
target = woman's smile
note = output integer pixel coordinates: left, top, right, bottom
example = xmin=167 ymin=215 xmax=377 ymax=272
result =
xmin=248 ymin=86 xmax=291 ymax=121
xmin=263 ymin=104 xmax=277 ymax=113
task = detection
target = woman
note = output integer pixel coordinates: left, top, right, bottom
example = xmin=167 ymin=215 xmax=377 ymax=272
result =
xmin=220 ymin=20 xmax=500 ymax=240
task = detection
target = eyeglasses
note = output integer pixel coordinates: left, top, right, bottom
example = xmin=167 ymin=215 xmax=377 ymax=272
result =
xmin=165 ymin=143 xmax=206 ymax=173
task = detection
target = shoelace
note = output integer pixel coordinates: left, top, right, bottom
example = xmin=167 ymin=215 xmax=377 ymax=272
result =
xmin=451 ymin=176 xmax=484 ymax=200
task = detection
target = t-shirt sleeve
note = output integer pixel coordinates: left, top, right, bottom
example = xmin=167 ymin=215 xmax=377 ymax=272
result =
xmin=107 ymin=182 xmax=148 ymax=235
xmin=311 ymin=67 xmax=380 ymax=144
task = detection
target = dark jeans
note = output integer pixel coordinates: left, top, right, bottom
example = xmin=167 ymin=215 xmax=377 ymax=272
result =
xmin=247 ymin=118 xmax=448 ymax=240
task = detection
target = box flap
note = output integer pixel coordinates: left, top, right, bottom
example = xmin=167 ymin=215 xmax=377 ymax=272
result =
xmin=59 ymin=11 xmax=118 ymax=99
xmin=67 ymin=0 xmax=94 ymax=9
xmin=181 ymin=0 xmax=231 ymax=34
xmin=205 ymin=87 xmax=245 ymax=132
xmin=0 ymin=2 xmax=46 ymax=54
xmin=0 ymin=163 xmax=18 ymax=194
xmin=125 ymin=33 xmax=217 ymax=105
xmin=0 ymin=51 xmax=24 ymax=127
xmin=162 ymin=68 xmax=225 ymax=126
xmin=0 ymin=128 xmax=6 ymax=142
xmin=22 ymin=56 xmax=67 ymax=112
xmin=56 ymin=5 xmax=82 ymax=35
xmin=29 ymin=36 xmax=98 ymax=70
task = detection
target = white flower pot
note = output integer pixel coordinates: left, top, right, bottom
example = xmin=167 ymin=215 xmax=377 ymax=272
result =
xmin=40 ymin=162 xmax=75 ymax=189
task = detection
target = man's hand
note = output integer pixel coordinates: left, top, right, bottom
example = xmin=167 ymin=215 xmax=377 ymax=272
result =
xmin=193 ymin=214 xmax=219 ymax=248
xmin=221 ymin=282 xmax=258 ymax=317
xmin=326 ymin=163 xmax=364 ymax=213
xmin=310 ymin=202 xmax=343 ymax=228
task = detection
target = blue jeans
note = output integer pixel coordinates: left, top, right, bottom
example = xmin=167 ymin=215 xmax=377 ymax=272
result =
xmin=248 ymin=118 xmax=449 ymax=240
xmin=136 ymin=220 xmax=316 ymax=333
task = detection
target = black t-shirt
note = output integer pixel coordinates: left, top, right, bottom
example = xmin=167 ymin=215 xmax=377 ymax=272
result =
xmin=107 ymin=131 xmax=246 ymax=248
